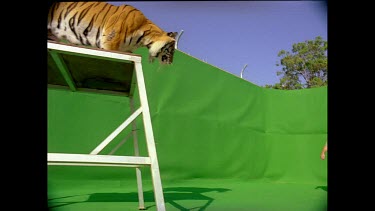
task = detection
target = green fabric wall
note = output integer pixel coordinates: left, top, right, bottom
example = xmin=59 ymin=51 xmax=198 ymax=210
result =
xmin=48 ymin=48 xmax=327 ymax=185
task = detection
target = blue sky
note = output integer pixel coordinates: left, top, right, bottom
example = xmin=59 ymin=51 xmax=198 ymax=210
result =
xmin=108 ymin=1 xmax=327 ymax=87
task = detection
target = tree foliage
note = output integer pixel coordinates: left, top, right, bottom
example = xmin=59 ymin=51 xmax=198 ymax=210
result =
xmin=265 ymin=36 xmax=327 ymax=90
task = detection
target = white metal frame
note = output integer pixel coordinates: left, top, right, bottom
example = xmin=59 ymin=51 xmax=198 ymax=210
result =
xmin=47 ymin=42 xmax=166 ymax=211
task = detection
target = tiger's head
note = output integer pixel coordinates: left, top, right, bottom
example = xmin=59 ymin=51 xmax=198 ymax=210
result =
xmin=148 ymin=32 xmax=178 ymax=65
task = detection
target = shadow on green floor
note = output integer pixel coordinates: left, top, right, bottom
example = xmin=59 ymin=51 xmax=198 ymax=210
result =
xmin=48 ymin=187 xmax=231 ymax=210
xmin=315 ymin=186 xmax=327 ymax=192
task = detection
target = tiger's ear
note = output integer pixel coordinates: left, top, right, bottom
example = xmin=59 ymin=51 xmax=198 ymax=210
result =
xmin=167 ymin=32 xmax=178 ymax=38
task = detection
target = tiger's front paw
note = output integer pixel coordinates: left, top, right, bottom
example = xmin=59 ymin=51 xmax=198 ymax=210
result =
xmin=148 ymin=55 xmax=155 ymax=63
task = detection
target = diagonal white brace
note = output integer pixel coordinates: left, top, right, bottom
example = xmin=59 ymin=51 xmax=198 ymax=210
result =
xmin=90 ymin=107 xmax=143 ymax=155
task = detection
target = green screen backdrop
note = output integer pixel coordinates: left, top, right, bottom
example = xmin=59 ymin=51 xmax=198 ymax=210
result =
xmin=48 ymin=48 xmax=327 ymax=210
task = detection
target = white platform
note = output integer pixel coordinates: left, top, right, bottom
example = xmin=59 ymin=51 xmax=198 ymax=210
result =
xmin=47 ymin=41 xmax=166 ymax=211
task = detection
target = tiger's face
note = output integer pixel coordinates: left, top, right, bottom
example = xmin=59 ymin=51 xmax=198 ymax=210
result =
xmin=148 ymin=32 xmax=178 ymax=65
xmin=158 ymin=41 xmax=176 ymax=65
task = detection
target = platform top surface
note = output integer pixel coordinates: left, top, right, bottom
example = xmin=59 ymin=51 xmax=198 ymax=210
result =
xmin=47 ymin=41 xmax=142 ymax=96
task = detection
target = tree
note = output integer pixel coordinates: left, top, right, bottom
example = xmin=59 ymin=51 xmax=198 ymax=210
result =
xmin=265 ymin=36 xmax=327 ymax=90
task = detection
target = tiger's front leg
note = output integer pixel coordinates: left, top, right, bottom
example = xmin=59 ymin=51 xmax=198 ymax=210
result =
xmin=148 ymin=55 xmax=156 ymax=63
xmin=100 ymin=29 xmax=122 ymax=51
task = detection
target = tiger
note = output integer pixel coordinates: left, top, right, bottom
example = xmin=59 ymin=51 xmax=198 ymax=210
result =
xmin=47 ymin=2 xmax=178 ymax=64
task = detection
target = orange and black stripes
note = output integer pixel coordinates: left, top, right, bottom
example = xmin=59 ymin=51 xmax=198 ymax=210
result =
xmin=48 ymin=2 xmax=177 ymax=64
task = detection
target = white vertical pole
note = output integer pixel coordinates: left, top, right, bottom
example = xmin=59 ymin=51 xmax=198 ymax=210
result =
xmin=240 ymin=64 xmax=248 ymax=79
xmin=134 ymin=61 xmax=166 ymax=211
xmin=130 ymin=97 xmax=145 ymax=210
xmin=175 ymin=30 xmax=184 ymax=49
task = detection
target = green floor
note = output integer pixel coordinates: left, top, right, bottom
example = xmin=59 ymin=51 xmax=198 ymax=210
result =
xmin=48 ymin=177 xmax=327 ymax=211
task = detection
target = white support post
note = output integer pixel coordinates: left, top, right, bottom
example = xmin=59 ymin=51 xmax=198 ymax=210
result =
xmin=134 ymin=61 xmax=166 ymax=211
xmin=130 ymin=97 xmax=146 ymax=210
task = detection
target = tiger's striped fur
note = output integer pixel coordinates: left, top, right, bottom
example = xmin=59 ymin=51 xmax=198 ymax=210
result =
xmin=48 ymin=2 xmax=177 ymax=64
